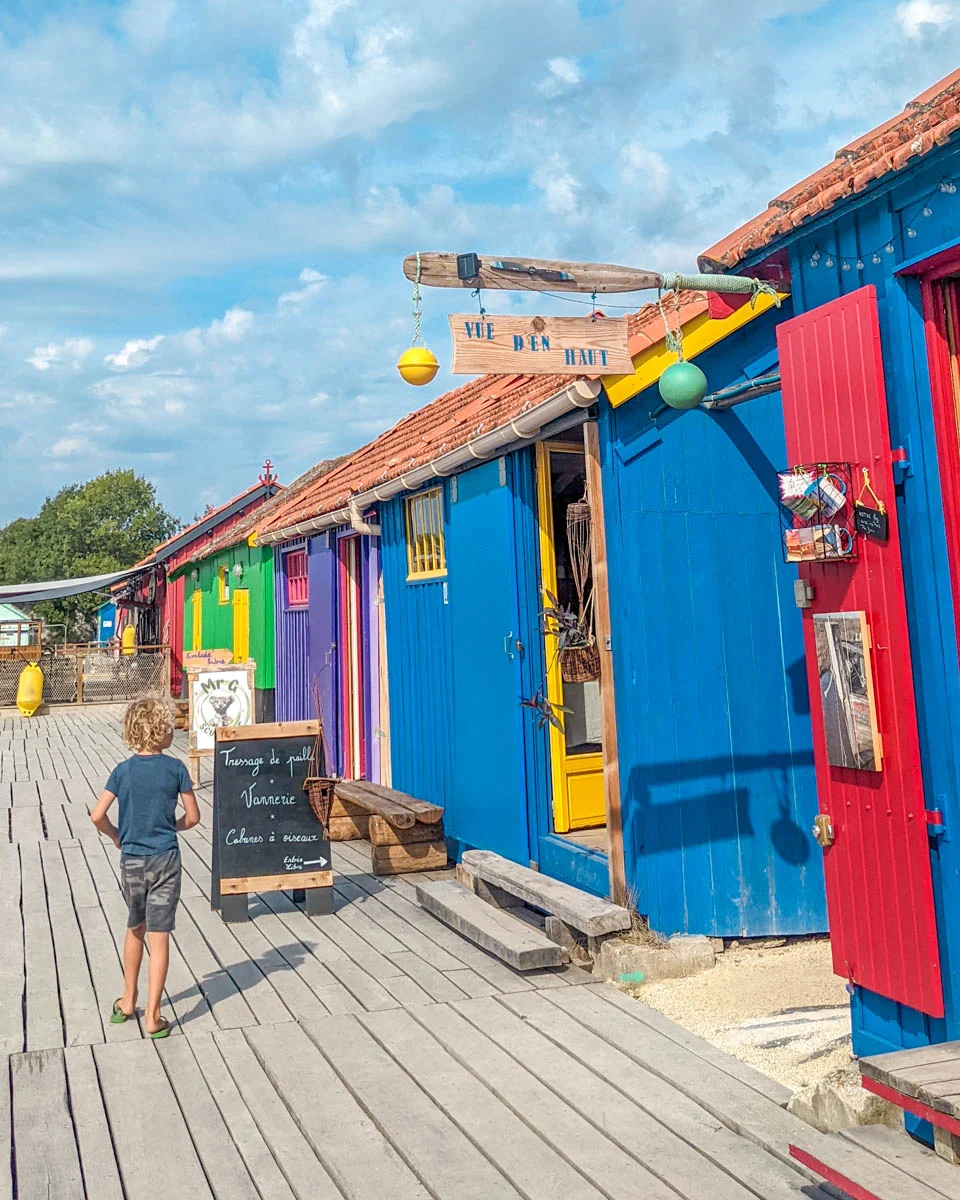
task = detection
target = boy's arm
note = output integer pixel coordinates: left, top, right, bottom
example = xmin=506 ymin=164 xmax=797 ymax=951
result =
xmin=90 ymin=791 xmax=120 ymax=848
xmin=176 ymin=789 xmax=201 ymax=832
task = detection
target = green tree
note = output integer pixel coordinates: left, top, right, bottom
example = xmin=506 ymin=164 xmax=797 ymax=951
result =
xmin=0 ymin=470 xmax=180 ymax=641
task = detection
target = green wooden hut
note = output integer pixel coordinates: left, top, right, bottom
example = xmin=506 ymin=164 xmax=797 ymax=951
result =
xmin=172 ymin=520 xmax=277 ymax=721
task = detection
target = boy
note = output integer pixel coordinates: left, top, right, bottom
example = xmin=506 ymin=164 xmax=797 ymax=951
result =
xmin=90 ymin=697 xmax=201 ymax=1038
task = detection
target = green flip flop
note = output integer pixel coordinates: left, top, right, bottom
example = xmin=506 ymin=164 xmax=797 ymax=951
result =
xmin=110 ymin=999 xmax=133 ymax=1025
xmin=147 ymin=1017 xmax=171 ymax=1040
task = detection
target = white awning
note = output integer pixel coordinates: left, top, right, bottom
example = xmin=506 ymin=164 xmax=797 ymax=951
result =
xmin=0 ymin=566 xmax=147 ymax=605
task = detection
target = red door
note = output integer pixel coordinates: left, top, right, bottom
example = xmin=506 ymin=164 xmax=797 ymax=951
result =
xmin=778 ymin=286 xmax=943 ymax=1018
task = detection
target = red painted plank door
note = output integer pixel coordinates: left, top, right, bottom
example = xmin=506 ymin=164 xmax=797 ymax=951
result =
xmin=777 ymin=286 xmax=943 ymax=1018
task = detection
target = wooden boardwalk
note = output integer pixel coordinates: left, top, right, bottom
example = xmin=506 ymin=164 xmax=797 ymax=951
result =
xmin=0 ymin=706 xmax=850 ymax=1199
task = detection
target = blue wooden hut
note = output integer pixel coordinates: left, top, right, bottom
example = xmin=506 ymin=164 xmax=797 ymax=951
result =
xmin=697 ymin=68 xmax=960 ymax=1139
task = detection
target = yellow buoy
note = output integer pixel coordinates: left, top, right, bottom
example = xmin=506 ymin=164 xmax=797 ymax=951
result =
xmin=121 ymin=624 xmax=136 ymax=656
xmin=397 ymin=346 xmax=439 ymax=386
xmin=16 ymin=662 xmax=43 ymax=718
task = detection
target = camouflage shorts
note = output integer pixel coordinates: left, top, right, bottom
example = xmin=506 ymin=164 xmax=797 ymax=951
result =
xmin=120 ymin=849 xmax=182 ymax=933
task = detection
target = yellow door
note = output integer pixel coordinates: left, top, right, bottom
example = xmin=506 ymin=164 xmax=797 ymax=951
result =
xmin=232 ymin=589 xmax=250 ymax=664
xmin=536 ymin=442 xmax=606 ymax=833
xmin=191 ymin=591 xmax=203 ymax=651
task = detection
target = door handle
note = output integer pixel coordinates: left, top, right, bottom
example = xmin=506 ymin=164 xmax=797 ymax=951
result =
xmin=812 ymin=814 xmax=835 ymax=848
xmin=504 ymin=632 xmax=515 ymax=660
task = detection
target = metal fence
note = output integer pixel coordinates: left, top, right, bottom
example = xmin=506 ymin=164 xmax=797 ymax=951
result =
xmin=0 ymin=645 xmax=171 ymax=708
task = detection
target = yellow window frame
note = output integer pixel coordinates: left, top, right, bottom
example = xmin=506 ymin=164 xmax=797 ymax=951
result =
xmin=405 ymin=488 xmax=446 ymax=580
xmin=190 ymin=590 xmax=203 ymax=651
xmin=218 ymin=565 xmax=230 ymax=605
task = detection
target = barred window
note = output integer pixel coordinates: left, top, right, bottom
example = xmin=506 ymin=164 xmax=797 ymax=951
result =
xmin=405 ymin=488 xmax=446 ymax=579
xmin=284 ymin=549 xmax=309 ymax=607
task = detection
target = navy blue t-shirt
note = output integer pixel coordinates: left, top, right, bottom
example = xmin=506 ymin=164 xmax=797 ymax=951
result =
xmin=105 ymin=754 xmax=193 ymax=856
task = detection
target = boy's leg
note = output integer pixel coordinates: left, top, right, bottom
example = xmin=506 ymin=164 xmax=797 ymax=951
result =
xmin=145 ymin=931 xmax=169 ymax=1032
xmin=120 ymin=924 xmax=145 ymax=1014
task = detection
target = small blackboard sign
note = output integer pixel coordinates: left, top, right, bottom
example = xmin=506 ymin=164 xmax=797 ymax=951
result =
xmin=854 ymin=504 xmax=889 ymax=541
xmin=211 ymin=721 xmax=331 ymax=917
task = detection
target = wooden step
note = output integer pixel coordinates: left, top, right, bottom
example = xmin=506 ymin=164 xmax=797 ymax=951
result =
xmin=416 ymin=881 xmax=568 ymax=970
xmin=460 ymin=849 xmax=630 ymax=937
xmin=790 ymin=1125 xmax=957 ymax=1200
xmin=861 ymin=1041 xmax=960 ymax=1135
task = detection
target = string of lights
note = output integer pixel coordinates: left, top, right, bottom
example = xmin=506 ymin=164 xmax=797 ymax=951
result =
xmin=808 ymin=177 xmax=957 ymax=272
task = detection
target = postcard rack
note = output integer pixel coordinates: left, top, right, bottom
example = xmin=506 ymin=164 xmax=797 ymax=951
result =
xmin=778 ymin=462 xmax=858 ymax=565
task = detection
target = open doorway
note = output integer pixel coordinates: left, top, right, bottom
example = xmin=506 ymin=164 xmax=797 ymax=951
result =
xmin=536 ymin=436 xmax=606 ymax=851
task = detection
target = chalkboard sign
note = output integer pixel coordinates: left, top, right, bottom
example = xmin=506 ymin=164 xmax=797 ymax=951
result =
xmin=211 ymin=721 xmax=331 ymax=912
xmin=854 ymin=504 xmax=889 ymax=541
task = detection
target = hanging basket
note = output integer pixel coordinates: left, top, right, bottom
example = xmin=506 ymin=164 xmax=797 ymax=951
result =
xmin=304 ymin=776 xmax=336 ymax=833
xmin=560 ymin=643 xmax=601 ymax=684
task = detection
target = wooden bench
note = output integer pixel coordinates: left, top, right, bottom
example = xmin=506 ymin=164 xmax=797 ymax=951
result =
xmin=334 ymin=781 xmax=447 ymax=876
xmin=416 ymin=881 xmax=567 ymax=970
xmin=458 ymin=849 xmax=631 ymax=956
xmin=859 ymin=1039 xmax=960 ymax=1165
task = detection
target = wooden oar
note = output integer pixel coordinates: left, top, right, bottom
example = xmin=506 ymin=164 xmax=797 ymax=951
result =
xmin=402 ymin=252 xmax=662 ymax=294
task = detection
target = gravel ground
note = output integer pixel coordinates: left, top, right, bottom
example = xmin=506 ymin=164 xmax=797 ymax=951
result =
xmin=620 ymin=937 xmax=854 ymax=1092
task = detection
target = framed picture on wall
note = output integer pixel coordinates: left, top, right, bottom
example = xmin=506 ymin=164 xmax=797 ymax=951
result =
xmin=813 ymin=611 xmax=881 ymax=772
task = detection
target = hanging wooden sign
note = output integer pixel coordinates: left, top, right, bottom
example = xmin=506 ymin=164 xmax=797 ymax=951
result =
xmin=448 ymin=314 xmax=632 ymax=376
xmin=854 ymin=504 xmax=889 ymax=541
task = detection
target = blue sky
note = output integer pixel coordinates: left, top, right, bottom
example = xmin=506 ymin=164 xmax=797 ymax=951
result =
xmin=1 ymin=0 xmax=958 ymax=525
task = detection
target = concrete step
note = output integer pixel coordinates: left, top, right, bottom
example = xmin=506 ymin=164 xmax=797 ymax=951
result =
xmin=415 ymin=880 xmax=568 ymax=970
xmin=460 ymin=849 xmax=631 ymax=937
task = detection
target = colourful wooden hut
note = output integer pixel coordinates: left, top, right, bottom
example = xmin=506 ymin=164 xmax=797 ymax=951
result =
xmin=114 ymin=462 xmax=281 ymax=696
xmin=697 ymin=67 xmax=960 ymax=1146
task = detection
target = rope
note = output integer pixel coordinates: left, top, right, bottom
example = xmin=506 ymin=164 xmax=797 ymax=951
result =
xmin=659 ymin=272 xmax=783 ymax=309
xmin=411 ymin=251 xmax=424 ymax=345
xmin=656 ymin=289 xmax=685 ymax=361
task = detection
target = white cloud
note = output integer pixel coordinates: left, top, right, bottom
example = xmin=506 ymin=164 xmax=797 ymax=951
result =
xmin=104 ymin=334 xmax=164 ymax=369
xmin=897 ymin=0 xmax=955 ymax=37
xmin=27 ymin=338 xmax=95 ymax=371
xmin=207 ymin=307 xmax=255 ymax=341
xmin=278 ymin=268 xmax=329 ymax=307
xmin=120 ymin=0 xmax=177 ymax=48
xmin=308 ymin=391 xmax=330 ymax=407
xmin=49 ymin=436 xmax=90 ymax=458
xmin=539 ymin=56 xmax=580 ymax=96
xmin=531 ymin=155 xmax=581 ymax=217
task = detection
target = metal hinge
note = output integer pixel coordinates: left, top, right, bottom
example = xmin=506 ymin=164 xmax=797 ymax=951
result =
xmin=450 ymin=476 xmax=458 ymax=503
xmin=498 ymin=457 xmax=507 ymax=487
xmin=892 ymin=442 xmax=912 ymax=484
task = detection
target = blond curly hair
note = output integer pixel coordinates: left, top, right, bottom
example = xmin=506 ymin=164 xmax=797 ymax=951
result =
xmin=122 ymin=696 xmax=174 ymax=752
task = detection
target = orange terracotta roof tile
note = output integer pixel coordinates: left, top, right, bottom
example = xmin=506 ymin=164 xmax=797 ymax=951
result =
xmin=258 ymin=372 xmax=568 ymax=536
xmin=699 ymin=68 xmax=960 ymax=272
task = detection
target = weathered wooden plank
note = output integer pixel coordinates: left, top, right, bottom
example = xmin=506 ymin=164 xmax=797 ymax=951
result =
xmin=180 ymin=897 xmax=293 ymax=1027
xmin=60 ymin=840 xmax=104 ymax=909
xmin=328 ymin=814 xmax=369 ymax=841
xmin=413 ymin=1002 xmax=693 ymax=1200
xmin=790 ymin=1136 xmax=950 ymax=1200
xmin=245 ymin=1021 xmax=431 ymax=1199
xmin=42 ymin=802 xmax=71 ymax=842
xmin=41 ymin=843 xmax=104 ymax=1046
xmin=10 ymin=806 xmax=44 ymax=844
xmin=0 ymin=846 xmax=24 ymax=1056
xmin=401 ymin=251 xmax=661 ymax=294
xmin=157 ymin=1037 xmax=259 ymax=1197
xmin=361 ymin=1006 xmax=608 ymax=1200
xmin=11 ymin=1049 xmax=84 ymax=1198
xmin=93 ymin=1040 xmax=212 ymax=1198
xmin=223 ymin=915 xmax=331 ymax=1024
xmin=450 ymin=997 xmax=758 ymax=1200
xmin=168 ymin=905 xmax=257 ymax=1030
xmin=10 ymin=782 xmax=39 ymax=807
xmin=187 ymin=1032 xmax=297 ymax=1200
xmin=385 ymin=951 xmax=469 ymax=1003
xmin=498 ymin=990 xmax=838 ymax=1200
xmin=443 ymin=967 xmax=502 ymax=998
xmin=351 ymin=780 xmax=444 ymax=824
xmin=368 ymin=815 xmax=444 ymax=847
xmin=416 ymin=881 xmax=566 ymax=970
xmin=335 ymin=781 xmax=415 ymax=828
xmin=62 ymin=1046 xmax=124 ymax=1200
xmin=594 ymin=984 xmax=794 ymax=1109
xmin=303 ymin=1013 xmax=523 ymax=1199
xmin=843 ymin=1125 xmax=960 ymax=1196
xmin=0 ymin=1056 xmax=10 ymax=1200
xmin=461 ymin=850 xmax=630 ymax=936
xmin=213 ymin=1029 xmax=343 ymax=1200
xmin=373 ymin=842 xmax=448 ymax=875
xmin=19 ymin=841 xmax=63 ymax=1051
xmin=334 ymin=876 xmax=465 ymax=972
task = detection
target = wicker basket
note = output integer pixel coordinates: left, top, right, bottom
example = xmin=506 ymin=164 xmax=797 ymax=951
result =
xmin=304 ymin=777 xmax=336 ymax=834
xmin=561 ymin=643 xmax=601 ymax=684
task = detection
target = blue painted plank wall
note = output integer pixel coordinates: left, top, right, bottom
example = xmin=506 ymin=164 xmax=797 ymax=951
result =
xmin=758 ymin=143 xmax=960 ymax=1055
xmin=599 ymin=305 xmax=827 ymax=937
xmin=381 ymin=490 xmax=457 ymax=813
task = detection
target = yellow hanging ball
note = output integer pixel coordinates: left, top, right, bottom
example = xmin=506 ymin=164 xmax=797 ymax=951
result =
xmin=397 ymin=346 xmax=440 ymax=386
